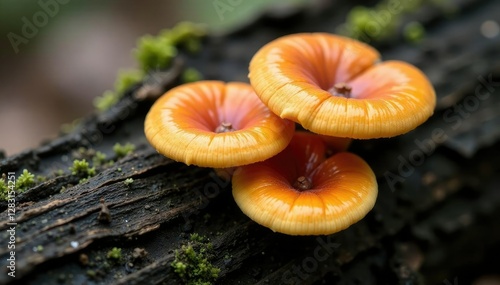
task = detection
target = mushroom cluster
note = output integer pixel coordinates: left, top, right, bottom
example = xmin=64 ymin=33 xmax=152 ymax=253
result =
xmin=144 ymin=33 xmax=435 ymax=236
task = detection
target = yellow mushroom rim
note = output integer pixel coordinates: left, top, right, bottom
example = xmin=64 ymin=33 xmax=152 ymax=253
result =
xmin=232 ymin=132 xmax=378 ymax=236
xmin=249 ymin=33 xmax=436 ymax=139
xmin=144 ymin=81 xmax=295 ymax=168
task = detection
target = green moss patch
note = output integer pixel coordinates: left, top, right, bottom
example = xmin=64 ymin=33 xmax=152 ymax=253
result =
xmin=171 ymin=234 xmax=220 ymax=285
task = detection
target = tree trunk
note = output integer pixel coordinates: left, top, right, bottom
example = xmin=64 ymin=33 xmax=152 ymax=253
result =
xmin=1 ymin=0 xmax=500 ymax=284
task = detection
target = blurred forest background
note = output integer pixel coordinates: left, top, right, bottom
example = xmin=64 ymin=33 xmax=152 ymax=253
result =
xmin=0 ymin=0 xmax=308 ymax=155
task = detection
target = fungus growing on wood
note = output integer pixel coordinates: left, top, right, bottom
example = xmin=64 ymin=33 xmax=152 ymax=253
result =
xmin=232 ymin=132 xmax=378 ymax=235
xmin=144 ymin=81 xmax=295 ymax=168
xmin=249 ymin=33 xmax=436 ymax=138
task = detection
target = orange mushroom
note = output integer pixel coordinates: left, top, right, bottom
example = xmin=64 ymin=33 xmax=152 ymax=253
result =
xmin=249 ymin=33 xmax=436 ymax=139
xmin=144 ymin=81 xmax=295 ymax=168
xmin=232 ymin=132 xmax=377 ymax=235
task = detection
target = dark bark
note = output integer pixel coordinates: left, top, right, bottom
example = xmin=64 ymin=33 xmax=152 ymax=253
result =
xmin=1 ymin=0 xmax=500 ymax=284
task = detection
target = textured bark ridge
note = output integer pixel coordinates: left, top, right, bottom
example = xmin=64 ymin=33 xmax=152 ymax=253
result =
xmin=1 ymin=0 xmax=500 ymax=284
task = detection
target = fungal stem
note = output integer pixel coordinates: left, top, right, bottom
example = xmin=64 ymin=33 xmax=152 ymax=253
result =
xmin=293 ymin=176 xmax=312 ymax=191
xmin=329 ymin=82 xmax=352 ymax=98
xmin=215 ymin=122 xmax=234 ymax=133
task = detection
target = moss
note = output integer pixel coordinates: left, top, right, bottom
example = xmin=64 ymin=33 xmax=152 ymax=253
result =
xmin=93 ymin=69 xmax=144 ymax=112
xmin=92 ymin=151 xmax=107 ymax=167
xmin=337 ymin=0 xmax=432 ymax=42
xmin=182 ymin=68 xmax=203 ymax=83
xmin=34 ymin=245 xmax=44 ymax=252
xmin=113 ymin=143 xmax=136 ymax=158
xmin=115 ymin=69 xmax=143 ymax=94
xmin=171 ymin=235 xmax=220 ymax=285
xmin=86 ymin=270 xmax=96 ymax=278
xmin=36 ymin=175 xmax=47 ymax=183
xmin=340 ymin=5 xmax=397 ymax=41
xmin=403 ymin=21 xmax=425 ymax=43
xmin=173 ymin=261 xmax=188 ymax=276
xmin=135 ymin=21 xmax=207 ymax=72
xmin=0 ymin=177 xmax=8 ymax=200
xmin=73 ymin=147 xmax=96 ymax=160
xmin=102 ymin=261 xmax=111 ymax=270
xmin=183 ymin=38 xmax=202 ymax=54
xmin=60 ymin=118 xmax=82 ymax=134
xmin=159 ymin=21 xmax=207 ymax=54
xmin=135 ymin=35 xmax=178 ymax=72
xmin=107 ymin=247 xmax=122 ymax=261
xmin=17 ymin=169 xmax=35 ymax=192
xmin=69 ymin=159 xmax=96 ymax=178
xmin=164 ymin=22 xmax=206 ymax=45
xmin=93 ymin=90 xmax=119 ymax=112
xmin=189 ymin=233 xmax=204 ymax=243
xmin=124 ymin=178 xmax=134 ymax=186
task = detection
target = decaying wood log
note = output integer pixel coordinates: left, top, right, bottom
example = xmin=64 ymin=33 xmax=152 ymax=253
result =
xmin=1 ymin=0 xmax=500 ymax=284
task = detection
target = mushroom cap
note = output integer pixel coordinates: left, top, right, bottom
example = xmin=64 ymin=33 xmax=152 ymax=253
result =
xmin=249 ymin=33 xmax=436 ymax=139
xmin=232 ymin=132 xmax=378 ymax=235
xmin=144 ymin=81 xmax=295 ymax=168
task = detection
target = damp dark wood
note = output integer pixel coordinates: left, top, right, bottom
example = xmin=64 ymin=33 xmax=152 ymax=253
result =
xmin=1 ymin=0 xmax=500 ymax=284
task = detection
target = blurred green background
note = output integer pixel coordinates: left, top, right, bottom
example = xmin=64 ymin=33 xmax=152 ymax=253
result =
xmin=0 ymin=0 xmax=308 ymax=155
